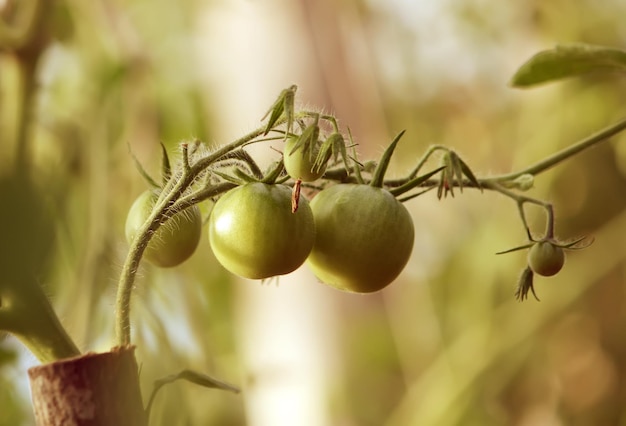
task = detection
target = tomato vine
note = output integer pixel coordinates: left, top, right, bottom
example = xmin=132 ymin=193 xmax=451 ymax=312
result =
xmin=112 ymin=82 xmax=626 ymax=346
xmin=2 ymin=40 xmax=626 ymax=371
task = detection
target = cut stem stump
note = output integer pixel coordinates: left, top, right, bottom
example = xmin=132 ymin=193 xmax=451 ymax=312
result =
xmin=28 ymin=346 xmax=146 ymax=426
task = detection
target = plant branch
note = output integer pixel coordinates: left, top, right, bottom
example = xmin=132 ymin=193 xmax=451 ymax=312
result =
xmin=115 ymin=109 xmax=626 ymax=346
xmin=488 ymin=116 xmax=626 ymax=182
xmin=482 ymin=181 xmax=552 ymax=240
xmin=114 ymin=122 xmax=282 ymax=346
xmin=408 ymin=145 xmax=448 ymax=179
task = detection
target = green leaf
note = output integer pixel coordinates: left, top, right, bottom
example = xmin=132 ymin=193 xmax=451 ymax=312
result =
xmin=165 ymin=369 xmax=240 ymax=393
xmin=438 ymin=152 xmax=454 ymax=199
xmin=561 ymin=235 xmax=594 ymax=249
xmin=262 ymin=85 xmax=297 ymax=136
xmin=290 ymin=115 xmax=319 ymax=161
xmin=389 ymin=166 xmax=445 ymax=198
xmin=495 ymin=243 xmax=534 ymax=255
xmin=397 ymin=186 xmax=435 ymax=203
xmin=458 ymin=156 xmax=482 ymax=192
xmin=211 ymin=169 xmax=252 ymax=186
xmin=370 ymin=130 xmax=406 ymax=188
xmin=128 ymin=144 xmax=159 ymax=188
xmin=260 ymin=159 xmax=285 ymax=184
xmin=449 ymin=152 xmax=464 ymax=193
xmin=146 ymin=369 xmax=240 ymax=423
xmin=511 ymin=43 xmax=626 ymax=88
xmin=323 ymin=132 xmax=349 ymax=172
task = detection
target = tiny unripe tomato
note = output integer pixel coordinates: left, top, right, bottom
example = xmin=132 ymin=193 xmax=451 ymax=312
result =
xmin=125 ymin=190 xmax=202 ymax=268
xmin=208 ymin=182 xmax=315 ymax=279
xmin=528 ymin=241 xmax=564 ymax=277
xmin=306 ymin=184 xmax=414 ymax=293
xmin=283 ymin=136 xmax=326 ymax=182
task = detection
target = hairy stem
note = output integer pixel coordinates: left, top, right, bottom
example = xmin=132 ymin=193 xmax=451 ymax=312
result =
xmin=115 ymin=122 xmax=277 ymax=346
xmin=408 ymin=145 xmax=448 ymax=180
xmin=114 ymin=113 xmax=626 ymax=346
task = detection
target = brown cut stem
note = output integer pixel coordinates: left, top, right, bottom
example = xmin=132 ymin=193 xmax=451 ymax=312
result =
xmin=29 ymin=346 xmax=146 ymax=426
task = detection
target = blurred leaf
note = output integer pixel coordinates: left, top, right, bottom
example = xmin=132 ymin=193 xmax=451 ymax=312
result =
xmin=0 ymin=343 xmax=17 ymax=366
xmin=169 ymin=370 xmax=240 ymax=394
xmin=0 ymin=172 xmax=55 ymax=288
xmin=52 ymin=1 xmax=74 ymax=43
xmin=146 ymin=368 xmax=240 ymax=423
xmin=511 ymin=43 xmax=626 ymax=88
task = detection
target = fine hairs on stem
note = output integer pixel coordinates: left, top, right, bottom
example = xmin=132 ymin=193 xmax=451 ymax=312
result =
xmin=114 ymin=121 xmax=280 ymax=346
xmin=114 ymin=88 xmax=626 ymax=345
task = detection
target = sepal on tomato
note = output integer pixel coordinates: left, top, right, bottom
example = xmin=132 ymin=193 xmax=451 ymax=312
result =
xmin=437 ymin=150 xmax=481 ymax=199
xmin=318 ymin=132 xmax=349 ymax=173
xmin=370 ymin=130 xmax=406 ymax=188
xmin=514 ymin=266 xmax=538 ymax=301
xmin=262 ymin=85 xmax=297 ymax=137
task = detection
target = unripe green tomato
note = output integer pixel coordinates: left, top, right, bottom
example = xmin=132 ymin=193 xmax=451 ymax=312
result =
xmin=283 ymin=136 xmax=326 ymax=182
xmin=527 ymin=241 xmax=564 ymax=277
xmin=125 ymin=190 xmax=202 ymax=268
xmin=306 ymin=184 xmax=414 ymax=293
xmin=208 ymin=182 xmax=316 ymax=279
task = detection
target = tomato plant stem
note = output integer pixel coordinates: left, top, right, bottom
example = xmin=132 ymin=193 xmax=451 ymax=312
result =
xmin=115 ymin=105 xmax=626 ymax=345
xmin=490 ymin=116 xmax=626 ymax=182
xmin=407 ymin=145 xmax=448 ymax=180
xmin=115 ymin=122 xmax=281 ymax=346
xmin=482 ymin=181 xmax=552 ymax=240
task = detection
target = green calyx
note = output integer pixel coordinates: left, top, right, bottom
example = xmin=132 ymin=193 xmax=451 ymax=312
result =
xmin=370 ymin=130 xmax=405 ymax=188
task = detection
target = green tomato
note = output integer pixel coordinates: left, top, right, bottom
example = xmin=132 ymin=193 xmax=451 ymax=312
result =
xmin=125 ymin=190 xmax=202 ymax=268
xmin=208 ymin=182 xmax=315 ymax=279
xmin=528 ymin=241 xmax=564 ymax=277
xmin=283 ymin=136 xmax=326 ymax=182
xmin=306 ymin=184 xmax=414 ymax=293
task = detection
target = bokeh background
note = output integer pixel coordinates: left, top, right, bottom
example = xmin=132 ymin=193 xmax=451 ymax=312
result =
xmin=2 ymin=0 xmax=626 ymax=425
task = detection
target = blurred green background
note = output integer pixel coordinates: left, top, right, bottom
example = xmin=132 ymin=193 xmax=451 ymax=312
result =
xmin=2 ymin=0 xmax=626 ymax=425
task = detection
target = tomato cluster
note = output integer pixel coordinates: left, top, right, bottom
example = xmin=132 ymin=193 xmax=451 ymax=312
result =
xmin=206 ymin=181 xmax=415 ymax=292
xmin=122 ymin=85 xmax=598 ymax=306
xmin=127 ymin=180 xmax=415 ymax=293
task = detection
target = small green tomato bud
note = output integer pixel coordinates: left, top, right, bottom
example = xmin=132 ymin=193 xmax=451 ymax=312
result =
xmin=284 ymin=135 xmax=326 ymax=182
xmin=513 ymin=174 xmax=534 ymax=191
xmin=527 ymin=241 xmax=565 ymax=277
